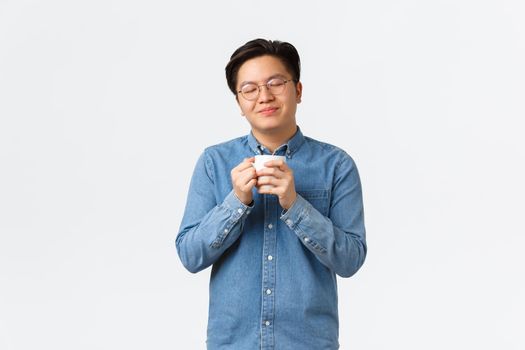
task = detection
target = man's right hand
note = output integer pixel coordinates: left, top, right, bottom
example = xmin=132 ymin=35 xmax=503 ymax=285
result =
xmin=231 ymin=157 xmax=257 ymax=205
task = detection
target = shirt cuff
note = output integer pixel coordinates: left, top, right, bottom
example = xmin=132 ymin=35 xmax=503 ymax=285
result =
xmin=280 ymin=194 xmax=328 ymax=254
xmin=209 ymin=191 xmax=254 ymax=249
xmin=223 ymin=190 xmax=254 ymax=218
xmin=280 ymin=194 xmax=308 ymax=228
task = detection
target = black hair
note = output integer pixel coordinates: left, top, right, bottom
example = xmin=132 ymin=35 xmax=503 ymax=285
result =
xmin=225 ymin=38 xmax=301 ymax=95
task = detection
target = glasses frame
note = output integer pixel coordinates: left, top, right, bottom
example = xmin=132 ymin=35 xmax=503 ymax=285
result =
xmin=237 ymin=78 xmax=295 ymax=101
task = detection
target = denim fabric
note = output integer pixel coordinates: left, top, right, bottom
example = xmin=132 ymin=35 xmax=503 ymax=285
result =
xmin=176 ymin=127 xmax=366 ymax=350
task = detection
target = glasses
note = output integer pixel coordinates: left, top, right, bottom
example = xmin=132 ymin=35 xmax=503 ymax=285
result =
xmin=237 ymin=78 xmax=294 ymax=101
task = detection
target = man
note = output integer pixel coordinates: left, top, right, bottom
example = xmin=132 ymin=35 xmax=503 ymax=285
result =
xmin=176 ymin=38 xmax=367 ymax=350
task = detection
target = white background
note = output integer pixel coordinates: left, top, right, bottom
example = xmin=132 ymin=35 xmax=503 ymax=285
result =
xmin=1 ymin=1 xmax=524 ymax=349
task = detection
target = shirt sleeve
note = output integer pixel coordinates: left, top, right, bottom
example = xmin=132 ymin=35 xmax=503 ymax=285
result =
xmin=176 ymin=151 xmax=253 ymax=273
xmin=280 ymin=154 xmax=367 ymax=278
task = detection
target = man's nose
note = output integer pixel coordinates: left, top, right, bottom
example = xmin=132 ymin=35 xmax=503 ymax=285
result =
xmin=258 ymin=85 xmax=274 ymax=102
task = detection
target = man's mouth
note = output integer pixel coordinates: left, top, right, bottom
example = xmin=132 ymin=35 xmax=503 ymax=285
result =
xmin=259 ymin=107 xmax=278 ymax=115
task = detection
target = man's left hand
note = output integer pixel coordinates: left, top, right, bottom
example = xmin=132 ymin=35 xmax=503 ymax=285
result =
xmin=256 ymin=159 xmax=297 ymax=210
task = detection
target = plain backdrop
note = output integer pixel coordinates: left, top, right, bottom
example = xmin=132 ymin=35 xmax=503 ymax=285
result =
xmin=1 ymin=1 xmax=524 ymax=349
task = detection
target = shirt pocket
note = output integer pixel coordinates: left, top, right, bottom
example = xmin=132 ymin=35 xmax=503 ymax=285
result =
xmin=296 ymin=189 xmax=330 ymax=216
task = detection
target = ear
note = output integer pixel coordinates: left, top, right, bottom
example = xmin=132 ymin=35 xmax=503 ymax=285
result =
xmin=295 ymin=81 xmax=303 ymax=103
xmin=236 ymin=97 xmax=245 ymax=116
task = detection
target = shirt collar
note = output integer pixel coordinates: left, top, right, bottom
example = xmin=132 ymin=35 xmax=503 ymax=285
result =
xmin=247 ymin=126 xmax=305 ymax=159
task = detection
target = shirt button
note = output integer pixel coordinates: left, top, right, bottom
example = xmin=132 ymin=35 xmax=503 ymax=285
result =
xmin=267 ymin=224 xmax=273 ymax=229
xmin=265 ymin=321 xmax=270 ymax=326
xmin=304 ymin=237 xmax=310 ymax=243
xmin=237 ymin=208 xmax=243 ymax=214
xmin=267 ymin=255 xmax=273 ymax=261
xmin=286 ymin=219 xmax=292 ymax=225
xmin=224 ymin=229 xmax=228 ymax=233
xmin=266 ymin=289 xmax=272 ymax=295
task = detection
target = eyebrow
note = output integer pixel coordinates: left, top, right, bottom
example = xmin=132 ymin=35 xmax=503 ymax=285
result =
xmin=239 ymin=74 xmax=289 ymax=87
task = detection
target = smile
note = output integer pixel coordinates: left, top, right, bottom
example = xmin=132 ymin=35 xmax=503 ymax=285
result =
xmin=259 ymin=107 xmax=279 ymax=115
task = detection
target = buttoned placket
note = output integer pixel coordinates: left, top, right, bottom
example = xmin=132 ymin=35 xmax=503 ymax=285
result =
xmin=253 ymin=143 xmax=291 ymax=349
xmin=260 ymin=194 xmax=277 ymax=349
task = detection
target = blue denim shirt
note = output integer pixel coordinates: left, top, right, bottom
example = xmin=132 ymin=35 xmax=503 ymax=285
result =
xmin=176 ymin=127 xmax=366 ymax=350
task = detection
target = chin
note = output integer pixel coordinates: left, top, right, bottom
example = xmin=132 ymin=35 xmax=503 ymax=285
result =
xmin=248 ymin=116 xmax=294 ymax=133
xmin=255 ymin=121 xmax=283 ymax=132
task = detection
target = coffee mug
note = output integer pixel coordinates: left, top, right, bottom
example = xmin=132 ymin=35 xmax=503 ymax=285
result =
xmin=253 ymin=155 xmax=286 ymax=171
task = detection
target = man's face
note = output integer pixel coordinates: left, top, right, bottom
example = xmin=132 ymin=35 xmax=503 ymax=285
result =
xmin=236 ymin=55 xmax=302 ymax=136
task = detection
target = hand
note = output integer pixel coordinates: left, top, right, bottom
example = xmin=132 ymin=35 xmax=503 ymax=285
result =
xmin=256 ymin=159 xmax=297 ymax=210
xmin=231 ymin=157 xmax=257 ymax=205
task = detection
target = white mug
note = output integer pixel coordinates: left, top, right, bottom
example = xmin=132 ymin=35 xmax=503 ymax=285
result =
xmin=253 ymin=155 xmax=286 ymax=171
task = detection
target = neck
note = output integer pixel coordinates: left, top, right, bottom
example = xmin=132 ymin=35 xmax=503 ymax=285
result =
xmin=252 ymin=125 xmax=297 ymax=154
